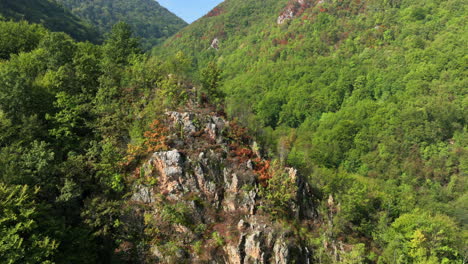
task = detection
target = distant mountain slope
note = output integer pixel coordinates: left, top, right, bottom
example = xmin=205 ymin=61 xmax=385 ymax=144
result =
xmin=0 ymin=0 xmax=100 ymax=42
xmin=160 ymin=0 xmax=288 ymax=55
xmin=55 ymin=0 xmax=187 ymax=49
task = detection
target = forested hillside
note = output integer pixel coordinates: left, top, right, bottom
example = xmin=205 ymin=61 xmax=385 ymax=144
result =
xmin=0 ymin=0 xmax=466 ymax=263
xmin=0 ymin=0 xmax=99 ymax=42
xmin=0 ymin=15 xmax=314 ymax=262
xmin=55 ymin=0 xmax=187 ymax=49
xmin=0 ymin=19 xmax=191 ymax=262
xmin=159 ymin=0 xmax=468 ymax=262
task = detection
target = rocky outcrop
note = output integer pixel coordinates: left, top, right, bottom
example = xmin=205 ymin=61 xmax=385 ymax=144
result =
xmin=128 ymin=109 xmax=316 ymax=263
xmin=277 ymin=0 xmax=313 ymax=24
xmin=223 ymin=217 xmax=312 ymax=264
xmin=211 ymin=37 xmax=220 ymax=49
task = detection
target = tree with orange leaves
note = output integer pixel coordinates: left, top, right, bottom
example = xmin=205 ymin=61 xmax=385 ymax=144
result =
xmin=143 ymin=119 xmax=169 ymax=153
xmin=123 ymin=119 xmax=168 ymax=167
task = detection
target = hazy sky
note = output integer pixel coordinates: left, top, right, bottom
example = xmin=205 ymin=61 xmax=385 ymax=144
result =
xmin=158 ymin=0 xmax=224 ymax=23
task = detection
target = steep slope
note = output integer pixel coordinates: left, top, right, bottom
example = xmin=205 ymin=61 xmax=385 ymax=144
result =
xmin=55 ymin=0 xmax=187 ymax=49
xmin=122 ymin=103 xmax=316 ymax=262
xmin=0 ymin=18 xmax=317 ymax=262
xmin=0 ymin=0 xmax=99 ymax=42
xmin=0 ymin=0 xmax=466 ymax=262
xmin=158 ymin=0 xmax=468 ymax=262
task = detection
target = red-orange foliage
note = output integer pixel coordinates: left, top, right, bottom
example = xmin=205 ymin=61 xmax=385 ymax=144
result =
xmin=228 ymin=121 xmax=251 ymax=144
xmin=254 ymin=158 xmax=272 ymax=183
xmin=273 ymin=38 xmax=289 ymax=46
xmin=144 ymin=120 xmax=169 ymax=153
xmin=123 ymin=119 xmax=168 ymax=167
xmin=206 ymin=7 xmax=224 ymax=17
xmin=231 ymin=146 xmax=254 ymax=163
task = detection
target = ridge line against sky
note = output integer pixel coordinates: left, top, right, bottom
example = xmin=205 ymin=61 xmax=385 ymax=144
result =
xmin=157 ymin=0 xmax=224 ymax=23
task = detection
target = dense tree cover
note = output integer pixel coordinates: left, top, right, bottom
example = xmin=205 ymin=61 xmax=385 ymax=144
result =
xmin=0 ymin=184 xmax=58 ymax=263
xmin=0 ymin=19 xmax=191 ymax=263
xmin=159 ymin=0 xmax=467 ymax=262
xmin=0 ymin=0 xmax=99 ymax=43
xmin=0 ymin=0 xmax=466 ymax=262
xmin=54 ymin=0 xmax=187 ymax=50
xmin=0 ymin=21 xmax=47 ymax=60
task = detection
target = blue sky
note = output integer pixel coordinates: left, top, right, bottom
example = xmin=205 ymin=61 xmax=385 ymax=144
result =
xmin=158 ymin=0 xmax=224 ymax=23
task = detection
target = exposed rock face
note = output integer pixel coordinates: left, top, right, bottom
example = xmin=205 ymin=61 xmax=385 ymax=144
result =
xmin=167 ymin=112 xmax=197 ymax=134
xmin=128 ymin=109 xmax=316 ymax=263
xmin=277 ymin=0 xmax=313 ymax=24
xmin=211 ymin=37 xmax=220 ymax=49
xmin=277 ymin=10 xmax=294 ymax=25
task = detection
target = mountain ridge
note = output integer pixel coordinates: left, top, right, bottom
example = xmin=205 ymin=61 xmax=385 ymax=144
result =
xmin=0 ymin=0 xmax=100 ymax=42
xmin=55 ymin=0 xmax=187 ymax=49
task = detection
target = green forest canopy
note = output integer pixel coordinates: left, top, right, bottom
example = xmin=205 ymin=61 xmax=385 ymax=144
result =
xmin=0 ymin=0 xmax=99 ymax=42
xmin=0 ymin=20 xmax=174 ymax=262
xmin=55 ymin=0 xmax=187 ymax=49
xmin=0 ymin=0 xmax=466 ymax=262
xmin=159 ymin=0 xmax=467 ymax=262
